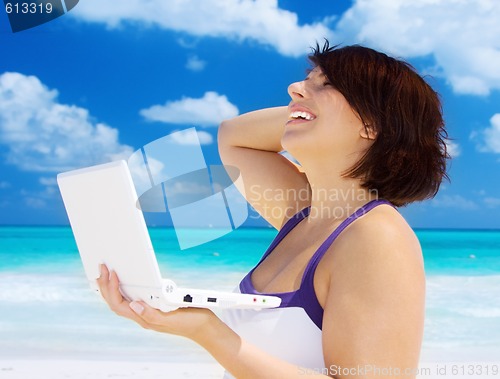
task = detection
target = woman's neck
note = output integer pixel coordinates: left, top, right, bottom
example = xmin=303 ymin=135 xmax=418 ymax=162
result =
xmin=303 ymin=167 xmax=378 ymax=224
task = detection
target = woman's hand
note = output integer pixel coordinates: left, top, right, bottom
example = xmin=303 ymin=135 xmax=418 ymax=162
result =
xmin=96 ymin=264 xmax=334 ymax=378
xmin=96 ymin=264 xmax=217 ymax=342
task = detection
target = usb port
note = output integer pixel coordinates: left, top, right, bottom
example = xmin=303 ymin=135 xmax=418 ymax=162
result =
xmin=207 ymin=297 xmax=217 ymax=303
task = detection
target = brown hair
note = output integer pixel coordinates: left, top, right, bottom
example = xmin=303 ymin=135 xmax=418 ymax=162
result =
xmin=309 ymin=41 xmax=450 ymax=206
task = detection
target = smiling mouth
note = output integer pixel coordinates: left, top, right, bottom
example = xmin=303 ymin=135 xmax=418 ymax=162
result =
xmin=287 ymin=110 xmax=317 ymax=125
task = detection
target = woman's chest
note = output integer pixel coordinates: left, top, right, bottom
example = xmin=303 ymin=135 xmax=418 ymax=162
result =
xmin=250 ymin=222 xmax=337 ymax=294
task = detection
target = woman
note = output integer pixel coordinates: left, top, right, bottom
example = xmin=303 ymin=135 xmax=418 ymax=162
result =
xmin=98 ymin=41 xmax=449 ymax=378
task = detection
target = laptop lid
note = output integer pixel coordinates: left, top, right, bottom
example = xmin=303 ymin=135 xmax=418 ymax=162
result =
xmin=57 ymin=160 xmax=164 ymax=292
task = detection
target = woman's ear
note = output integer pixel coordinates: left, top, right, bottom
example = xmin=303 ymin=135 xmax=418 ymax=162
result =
xmin=359 ymin=123 xmax=377 ymax=140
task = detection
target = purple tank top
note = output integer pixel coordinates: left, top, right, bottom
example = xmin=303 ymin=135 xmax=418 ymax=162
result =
xmin=239 ymin=199 xmax=394 ymax=330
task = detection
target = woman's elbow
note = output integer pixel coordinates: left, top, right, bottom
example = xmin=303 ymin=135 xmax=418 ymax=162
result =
xmin=218 ymin=118 xmax=237 ymax=150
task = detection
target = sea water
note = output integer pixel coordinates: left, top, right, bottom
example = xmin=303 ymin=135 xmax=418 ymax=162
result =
xmin=0 ymin=226 xmax=499 ymax=361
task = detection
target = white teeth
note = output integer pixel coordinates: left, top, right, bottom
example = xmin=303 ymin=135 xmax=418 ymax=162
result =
xmin=289 ymin=111 xmax=315 ymax=120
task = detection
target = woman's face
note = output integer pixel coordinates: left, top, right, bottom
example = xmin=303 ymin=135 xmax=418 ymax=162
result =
xmin=282 ymin=67 xmax=370 ymax=170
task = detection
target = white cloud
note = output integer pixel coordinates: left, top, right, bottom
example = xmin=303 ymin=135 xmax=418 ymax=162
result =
xmin=484 ymin=197 xmax=500 ymax=208
xmin=71 ymin=0 xmax=500 ymax=96
xmin=71 ymin=0 xmax=332 ymax=57
xmin=0 ymin=72 xmax=133 ymax=173
xmin=20 ymin=186 xmax=58 ymax=209
xmin=140 ymin=91 xmax=239 ymax=127
xmin=431 ymin=194 xmax=478 ymax=210
xmin=25 ymin=196 xmax=46 ymax=209
xmin=445 ymin=140 xmax=461 ymax=158
xmin=471 ymin=113 xmax=500 ymax=154
xmin=333 ymin=0 xmax=500 ymax=95
xmin=186 ymin=55 xmax=207 ymax=72
xmin=39 ymin=177 xmax=58 ymax=186
xmin=170 ymin=129 xmax=213 ymax=145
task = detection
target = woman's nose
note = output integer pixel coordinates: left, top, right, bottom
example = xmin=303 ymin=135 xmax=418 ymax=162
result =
xmin=287 ymin=80 xmax=306 ymax=100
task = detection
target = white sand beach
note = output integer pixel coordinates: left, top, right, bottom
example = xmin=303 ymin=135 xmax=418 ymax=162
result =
xmin=2 ymin=348 xmax=500 ymax=379
xmin=0 ymin=359 xmax=224 ymax=379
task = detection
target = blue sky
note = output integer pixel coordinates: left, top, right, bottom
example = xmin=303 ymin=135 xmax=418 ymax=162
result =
xmin=0 ymin=0 xmax=499 ymax=229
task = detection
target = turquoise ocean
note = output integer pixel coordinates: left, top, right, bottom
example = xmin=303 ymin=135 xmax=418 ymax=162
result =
xmin=1 ymin=226 xmax=499 ymax=362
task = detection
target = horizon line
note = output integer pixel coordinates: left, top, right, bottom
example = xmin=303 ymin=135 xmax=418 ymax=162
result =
xmin=1 ymin=224 xmax=500 ymax=232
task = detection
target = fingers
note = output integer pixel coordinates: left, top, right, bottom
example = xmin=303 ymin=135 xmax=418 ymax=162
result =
xmin=97 ymin=264 xmax=121 ymax=307
xmin=107 ymin=270 xmax=126 ymax=307
xmin=96 ymin=264 xmax=112 ymax=301
xmin=96 ymin=264 xmax=145 ymax=323
xmin=129 ymin=301 xmax=145 ymax=315
xmin=96 ymin=264 xmax=123 ymax=310
xmin=129 ymin=300 xmax=174 ymax=332
xmin=96 ymin=263 xmax=109 ymax=290
xmin=129 ymin=301 xmax=197 ymax=335
xmin=129 ymin=301 xmax=216 ymax=338
xmin=96 ymin=264 xmax=200 ymax=334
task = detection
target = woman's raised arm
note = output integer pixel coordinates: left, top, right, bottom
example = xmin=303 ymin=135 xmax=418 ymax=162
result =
xmin=218 ymin=107 xmax=310 ymax=229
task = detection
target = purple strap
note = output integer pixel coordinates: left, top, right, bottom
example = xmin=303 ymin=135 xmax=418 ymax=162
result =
xmin=239 ymin=199 xmax=394 ymax=330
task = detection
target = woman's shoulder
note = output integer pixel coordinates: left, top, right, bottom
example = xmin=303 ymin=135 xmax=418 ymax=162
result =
xmin=327 ymin=203 xmax=423 ymax=274
xmin=315 ymin=201 xmax=425 ymax=312
xmin=352 ymin=202 xmax=418 ymax=246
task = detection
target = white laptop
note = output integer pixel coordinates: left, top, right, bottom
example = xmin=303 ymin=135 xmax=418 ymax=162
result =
xmin=57 ymin=160 xmax=281 ymax=312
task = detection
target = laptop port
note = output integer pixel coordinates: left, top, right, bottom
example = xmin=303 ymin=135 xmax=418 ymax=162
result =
xmin=183 ymin=294 xmax=193 ymax=303
xmin=207 ymin=297 xmax=217 ymax=303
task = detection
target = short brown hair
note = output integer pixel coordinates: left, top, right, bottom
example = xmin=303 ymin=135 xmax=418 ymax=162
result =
xmin=309 ymin=41 xmax=450 ymax=207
